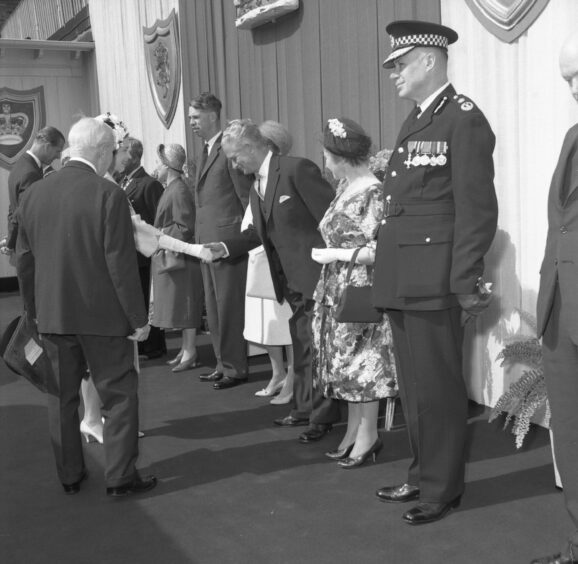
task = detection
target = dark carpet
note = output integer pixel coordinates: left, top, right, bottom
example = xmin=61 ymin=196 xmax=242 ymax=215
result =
xmin=0 ymin=291 xmax=570 ymax=564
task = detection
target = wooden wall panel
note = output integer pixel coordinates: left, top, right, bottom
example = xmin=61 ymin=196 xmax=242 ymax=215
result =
xmin=180 ymin=0 xmax=440 ymax=163
xmin=0 ymin=46 xmax=97 ymax=278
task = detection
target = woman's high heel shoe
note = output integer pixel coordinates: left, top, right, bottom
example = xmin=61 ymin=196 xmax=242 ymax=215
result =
xmin=325 ymin=443 xmax=354 ymax=461
xmin=80 ymin=420 xmax=104 ymax=444
xmin=167 ymin=351 xmax=184 ymax=366
xmin=172 ymin=354 xmax=202 ymax=373
xmin=255 ymin=378 xmax=285 ymax=397
xmin=270 ymin=391 xmax=293 ymax=405
xmin=338 ymin=438 xmax=383 ymax=469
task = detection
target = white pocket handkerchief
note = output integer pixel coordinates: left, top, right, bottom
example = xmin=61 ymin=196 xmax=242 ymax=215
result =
xmin=279 ymin=195 xmax=291 ymax=204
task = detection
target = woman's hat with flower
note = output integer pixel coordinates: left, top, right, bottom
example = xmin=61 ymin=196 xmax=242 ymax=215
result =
xmin=94 ymin=112 xmax=129 ymax=148
xmin=323 ymin=117 xmax=372 ymax=160
xmin=157 ymin=143 xmax=186 ymax=173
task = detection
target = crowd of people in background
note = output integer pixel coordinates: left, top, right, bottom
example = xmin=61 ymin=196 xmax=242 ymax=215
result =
xmin=4 ymin=18 xmax=578 ymax=564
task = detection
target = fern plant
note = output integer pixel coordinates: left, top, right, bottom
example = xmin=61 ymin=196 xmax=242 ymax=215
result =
xmin=489 ymin=331 xmax=550 ymax=448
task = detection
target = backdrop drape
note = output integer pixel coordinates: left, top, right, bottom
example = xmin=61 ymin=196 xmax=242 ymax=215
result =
xmin=441 ymin=0 xmax=578 ymax=408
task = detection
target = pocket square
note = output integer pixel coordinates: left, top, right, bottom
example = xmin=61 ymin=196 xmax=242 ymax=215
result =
xmin=279 ymin=195 xmax=291 ymax=204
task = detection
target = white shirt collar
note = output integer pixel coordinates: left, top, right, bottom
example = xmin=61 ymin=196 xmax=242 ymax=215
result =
xmin=418 ymin=81 xmax=450 ymax=116
xmin=206 ymin=131 xmax=221 ymax=154
xmin=26 ymin=150 xmax=42 ymax=169
xmin=125 ymin=165 xmax=142 ymax=182
xmin=257 ymin=150 xmax=273 ymax=180
xmin=68 ymin=157 xmax=97 ymax=174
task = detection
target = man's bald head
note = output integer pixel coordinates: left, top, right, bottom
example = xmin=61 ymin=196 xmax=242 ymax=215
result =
xmin=560 ymin=32 xmax=578 ymax=102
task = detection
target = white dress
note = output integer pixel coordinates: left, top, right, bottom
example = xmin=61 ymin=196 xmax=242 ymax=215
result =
xmin=241 ymin=206 xmax=292 ymax=346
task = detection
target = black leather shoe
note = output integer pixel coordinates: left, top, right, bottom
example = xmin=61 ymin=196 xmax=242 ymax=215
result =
xmin=532 ymin=544 xmax=578 ymax=563
xmin=62 ymin=470 xmax=88 ymax=495
xmin=213 ymin=376 xmax=248 ymax=390
xmin=274 ymin=415 xmax=309 ymax=427
xmin=298 ymin=424 xmax=332 ymax=443
xmin=376 ymin=483 xmax=420 ymax=503
xmin=401 ymin=497 xmax=461 ymax=525
xmin=199 ymin=370 xmax=223 ymax=382
xmin=106 ymin=475 xmax=157 ymax=497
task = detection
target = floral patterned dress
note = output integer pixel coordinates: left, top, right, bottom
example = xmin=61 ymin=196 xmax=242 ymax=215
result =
xmin=312 ymin=175 xmax=397 ymax=402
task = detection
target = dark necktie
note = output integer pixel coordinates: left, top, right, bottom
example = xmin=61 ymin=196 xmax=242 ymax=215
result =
xmin=200 ymin=143 xmax=209 ymax=172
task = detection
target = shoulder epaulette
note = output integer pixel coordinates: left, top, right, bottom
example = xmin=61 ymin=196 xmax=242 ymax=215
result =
xmin=451 ymin=93 xmax=477 ymax=112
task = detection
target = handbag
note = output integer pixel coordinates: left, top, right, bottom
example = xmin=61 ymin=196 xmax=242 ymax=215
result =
xmin=154 ymin=249 xmax=186 ymax=274
xmin=334 ymin=247 xmax=382 ymax=323
xmin=246 ymin=246 xmax=277 ymax=300
xmin=0 ymin=315 xmax=50 ymax=392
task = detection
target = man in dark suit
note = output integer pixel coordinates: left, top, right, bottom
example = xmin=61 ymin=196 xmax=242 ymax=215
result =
xmin=534 ymin=31 xmax=578 ymax=564
xmin=1 ymin=126 xmax=65 ymax=255
xmin=116 ymin=137 xmax=166 ymax=360
xmin=372 ymin=21 xmax=498 ymax=524
xmin=189 ymin=93 xmax=253 ymax=389
xmin=16 ymin=117 xmax=157 ymax=497
xmin=206 ymin=119 xmax=341 ymax=443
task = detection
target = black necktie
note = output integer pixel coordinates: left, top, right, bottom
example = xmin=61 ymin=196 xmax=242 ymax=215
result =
xmin=200 ymin=143 xmax=209 ymax=171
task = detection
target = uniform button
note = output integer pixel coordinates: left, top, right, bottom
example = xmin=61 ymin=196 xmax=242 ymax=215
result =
xmin=560 ymin=226 xmax=568 ymax=234
xmin=425 ymin=237 xmax=431 ymax=243
xmin=398 ymin=147 xmax=404 ymax=153
xmin=554 ymin=259 xmax=558 ymax=265
xmin=381 ymin=219 xmax=386 ymax=225
xmin=391 ymin=171 xmax=397 ymax=177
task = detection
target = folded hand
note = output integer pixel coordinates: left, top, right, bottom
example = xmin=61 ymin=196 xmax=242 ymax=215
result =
xmin=128 ymin=324 xmax=151 ymax=342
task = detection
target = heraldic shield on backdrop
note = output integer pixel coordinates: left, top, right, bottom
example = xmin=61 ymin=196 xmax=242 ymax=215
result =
xmin=465 ymin=0 xmax=550 ymax=43
xmin=143 ymin=8 xmax=181 ymax=129
xmin=0 ymin=86 xmax=46 ymax=170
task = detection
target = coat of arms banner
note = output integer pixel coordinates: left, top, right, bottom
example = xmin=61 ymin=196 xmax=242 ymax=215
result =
xmin=143 ymin=9 xmax=181 ymax=129
xmin=0 ymin=86 xmax=46 ymax=170
xmin=465 ymin=0 xmax=550 ymax=43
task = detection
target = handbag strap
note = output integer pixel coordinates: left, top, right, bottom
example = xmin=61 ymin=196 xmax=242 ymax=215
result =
xmin=344 ymin=247 xmax=363 ymax=284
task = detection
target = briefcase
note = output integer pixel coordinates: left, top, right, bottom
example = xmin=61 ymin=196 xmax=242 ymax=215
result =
xmin=0 ymin=315 xmax=50 ymax=393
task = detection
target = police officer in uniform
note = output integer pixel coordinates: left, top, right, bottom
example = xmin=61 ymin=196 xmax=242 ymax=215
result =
xmin=372 ymin=20 xmax=498 ymax=524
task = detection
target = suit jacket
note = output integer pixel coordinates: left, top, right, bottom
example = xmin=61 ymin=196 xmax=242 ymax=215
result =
xmin=16 ymin=160 xmax=147 ymax=336
xmin=225 ymin=155 xmax=334 ymax=301
xmin=373 ymin=84 xmax=498 ymax=310
xmin=123 ymin=166 xmax=164 ymax=267
xmin=194 ymin=134 xmax=252 ymax=245
xmin=6 ymin=152 xmax=43 ymax=249
xmin=537 ymin=124 xmax=578 ymax=341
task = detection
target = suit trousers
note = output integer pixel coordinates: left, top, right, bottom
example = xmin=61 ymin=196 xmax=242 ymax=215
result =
xmin=201 ymin=258 xmax=248 ymax=379
xmin=42 ymin=334 xmax=139 ymax=487
xmin=283 ymin=284 xmax=340 ymax=425
xmin=542 ymin=284 xmax=578 ymax=545
xmin=387 ymin=307 xmax=467 ymax=503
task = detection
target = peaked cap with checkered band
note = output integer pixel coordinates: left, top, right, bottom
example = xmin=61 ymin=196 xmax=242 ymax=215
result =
xmin=382 ymin=20 xmax=458 ymax=69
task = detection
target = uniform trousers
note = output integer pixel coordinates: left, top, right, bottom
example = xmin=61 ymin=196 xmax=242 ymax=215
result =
xmin=542 ymin=283 xmax=578 ymax=546
xmin=387 ymin=307 xmax=467 ymax=503
xmin=42 ymin=334 xmax=139 ymax=487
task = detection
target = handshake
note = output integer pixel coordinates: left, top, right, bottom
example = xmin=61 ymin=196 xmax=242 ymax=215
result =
xmin=131 ymin=215 xmax=228 ymax=264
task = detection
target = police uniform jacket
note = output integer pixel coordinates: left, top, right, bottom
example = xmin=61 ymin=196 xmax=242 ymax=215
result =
xmin=373 ymin=84 xmax=498 ymax=310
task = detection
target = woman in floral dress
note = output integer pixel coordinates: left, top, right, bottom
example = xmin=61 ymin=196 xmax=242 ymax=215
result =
xmin=312 ymin=117 xmax=397 ymax=468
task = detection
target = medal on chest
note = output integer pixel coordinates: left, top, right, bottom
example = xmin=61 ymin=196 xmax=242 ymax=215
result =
xmin=403 ymin=140 xmax=448 ymax=169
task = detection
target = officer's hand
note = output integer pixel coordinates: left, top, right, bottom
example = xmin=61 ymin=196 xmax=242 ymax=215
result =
xmin=457 ymin=292 xmax=492 ymax=326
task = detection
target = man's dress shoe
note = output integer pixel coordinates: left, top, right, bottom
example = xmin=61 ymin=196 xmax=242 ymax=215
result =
xmin=106 ymin=475 xmax=157 ymax=497
xmin=376 ymin=483 xmax=420 ymax=503
xmin=62 ymin=470 xmax=88 ymax=495
xmin=298 ymin=424 xmax=332 ymax=443
xmin=532 ymin=544 xmax=578 ymax=564
xmin=199 ymin=370 xmax=222 ymax=382
xmin=274 ymin=415 xmax=309 ymax=427
xmin=213 ymin=376 xmax=248 ymax=390
xmin=401 ymin=497 xmax=461 ymax=525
